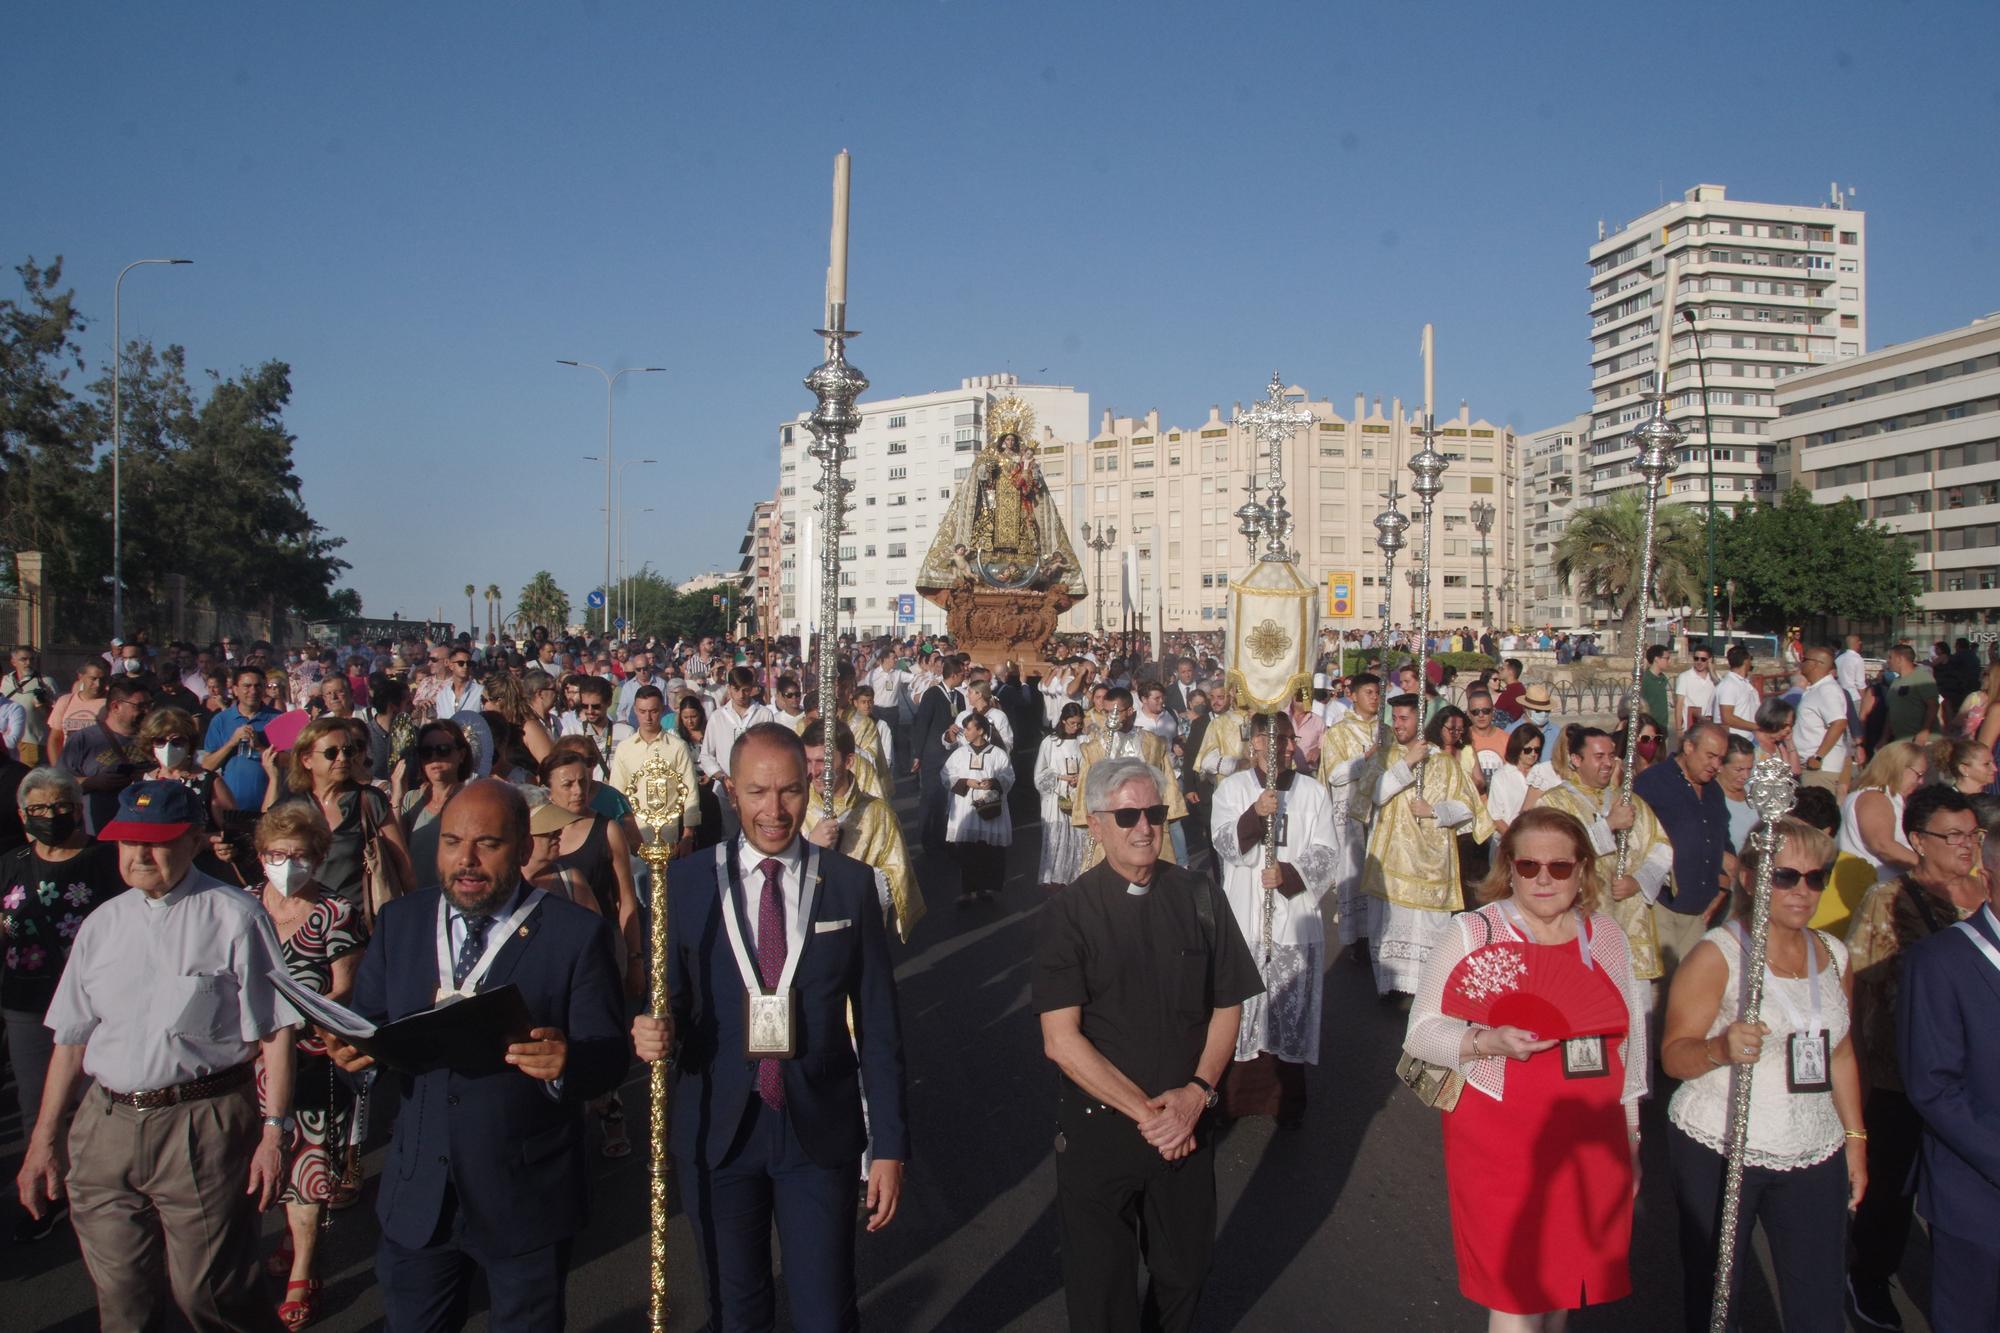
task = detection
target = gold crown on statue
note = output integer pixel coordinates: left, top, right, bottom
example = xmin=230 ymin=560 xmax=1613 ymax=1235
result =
xmin=987 ymin=395 xmax=1040 ymax=451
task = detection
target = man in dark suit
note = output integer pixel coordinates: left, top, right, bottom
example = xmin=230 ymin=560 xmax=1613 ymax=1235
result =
xmin=327 ymin=779 xmax=627 ymax=1332
xmin=1897 ymin=830 xmax=2000 ymax=1332
xmin=910 ymin=652 xmax=967 ymax=859
xmin=634 ymin=722 xmax=908 ymax=1333
xmin=1163 ymin=658 xmax=1201 ymax=717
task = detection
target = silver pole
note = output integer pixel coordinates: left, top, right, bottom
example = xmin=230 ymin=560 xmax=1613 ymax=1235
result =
xmin=110 ymin=258 xmax=190 ymax=641
xmin=806 ymin=305 xmax=867 ymax=811
xmin=1407 ymin=416 xmax=1449 ymax=783
xmin=1614 ymin=374 xmax=1686 ymax=882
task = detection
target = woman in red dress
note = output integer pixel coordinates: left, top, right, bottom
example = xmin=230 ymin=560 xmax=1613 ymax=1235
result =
xmin=1403 ymin=807 xmax=1648 ymax=1331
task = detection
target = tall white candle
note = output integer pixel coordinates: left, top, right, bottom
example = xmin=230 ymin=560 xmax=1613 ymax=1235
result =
xmin=828 ymin=150 xmax=852 ymax=313
xmin=1656 ymin=256 xmax=1680 ymax=384
xmin=1422 ymin=323 xmax=1435 ymax=420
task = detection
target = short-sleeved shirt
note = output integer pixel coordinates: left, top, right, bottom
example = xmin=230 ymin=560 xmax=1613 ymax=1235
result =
xmin=59 ymin=722 xmax=141 ymax=834
xmin=1033 ymin=861 xmax=1262 ymax=1098
xmin=1640 ymin=670 xmax=1672 ymax=731
xmin=1709 ymin=671 xmax=1760 ymax=739
xmin=1883 ymin=666 xmax=1938 ymax=741
xmin=1674 ymin=669 xmax=1716 ymax=723
xmin=1634 ymin=760 xmax=1735 ymax=917
xmin=0 ymin=842 xmax=127 ymax=1013
xmin=1793 ymin=675 xmax=1851 ymax=773
xmin=204 ymin=704 xmax=281 ymax=810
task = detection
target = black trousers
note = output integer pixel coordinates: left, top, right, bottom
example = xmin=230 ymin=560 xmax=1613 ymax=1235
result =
xmin=377 ymin=1182 xmax=572 ymax=1333
xmin=1054 ymin=1086 xmax=1216 ymax=1333
xmin=1667 ymin=1122 xmax=1847 ymax=1333
xmin=916 ymin=763 xmax=948 ymax=858
xmin=1849 ymin=1086 xmax=1922 ymax=1284
xmin=953 ymin=841 xmax=1006 ymax=898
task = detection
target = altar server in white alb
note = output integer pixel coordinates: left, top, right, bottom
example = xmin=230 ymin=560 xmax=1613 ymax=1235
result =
xmin=1210 ymin=711 xmax=1339 ymax=1128
xmin=943 ymin=711 xmax=1014 ymax=908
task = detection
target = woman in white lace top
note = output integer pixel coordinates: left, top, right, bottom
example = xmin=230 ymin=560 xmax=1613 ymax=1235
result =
xmin=1403 ymin=807 xmax=1647 ymax=1331
xmin=1660 ymin=817 xmax=1864 ymax=1333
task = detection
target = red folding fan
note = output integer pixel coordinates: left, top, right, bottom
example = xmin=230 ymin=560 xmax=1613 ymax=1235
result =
xmin=1440 ymin=940 xmax=1627 ymax=1040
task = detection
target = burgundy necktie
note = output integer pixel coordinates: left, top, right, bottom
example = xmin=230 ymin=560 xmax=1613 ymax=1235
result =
xmin=755 ymin=857 xmax=787 ymax=1110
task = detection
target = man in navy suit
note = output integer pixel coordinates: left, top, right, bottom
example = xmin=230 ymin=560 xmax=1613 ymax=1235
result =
xmin=910 ymin=653 xmax=967 ymax=859
xmin=327 ymin=779 xmax=627 ymax=1332
xmin=633 ymin=721 xmax=908 ymax=1333
xmin=1898 ymin=825 xmax=2000 ymax=1332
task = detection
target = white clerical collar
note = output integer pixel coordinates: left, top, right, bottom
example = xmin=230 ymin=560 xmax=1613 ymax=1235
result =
xmin=1124 ymin=878 xmax=1151 ymax=897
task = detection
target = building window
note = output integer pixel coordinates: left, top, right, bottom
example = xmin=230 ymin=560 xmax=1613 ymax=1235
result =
xmin=887 ymin=414 xmax=907 ymax=428
xmin=886 ymin=543 xmax=907 ymax=558
xmin=887 ymin=466 xmax=907 ymax=480
xmin=887 ymin=441 xmax=907 ymax=455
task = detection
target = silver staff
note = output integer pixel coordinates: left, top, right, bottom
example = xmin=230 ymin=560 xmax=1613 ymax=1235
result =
xmin=1232 ymin=373 xmax=1313 ymax=959
xmin=1709 ymin=756 xmax=1799 ymax=1332
xmin=1373 ymin=483 xmax=1410 ymax=754
xmin=806 ymin=303 xmax=867 ymax=811
xmin=1407 ymin=417 xmax=1448 ymax=784
xmin=1613 ymin=377 xmax=1684 ymax=883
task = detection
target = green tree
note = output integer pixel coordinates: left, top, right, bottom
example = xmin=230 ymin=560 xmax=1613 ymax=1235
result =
xmin=516 ymin=571 xmax=570 ymax=633
xmin=0 ymin=256 xmax=98 ymax=598
xmin=1713 ymin=487 xmax=1920 ymax=635
xmin=609 ymin=568 xmax=731 ymax=642
xmin=484 ymin=583 xmax=501 ymax=638
xmin=1554 ymin=492 xmax=1705 ymax=651
xmin=325 ymin=588 xmax=363 ymax=618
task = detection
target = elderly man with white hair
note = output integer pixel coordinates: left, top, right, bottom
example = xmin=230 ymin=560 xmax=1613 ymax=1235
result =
xmin=1035 ymin=754 xmax=1263 ymax=1333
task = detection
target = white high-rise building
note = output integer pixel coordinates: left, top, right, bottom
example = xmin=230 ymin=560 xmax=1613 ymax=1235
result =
xmin=1521 ymin=412 xmax=1593 ymax=628
xmin=1587 ymin=183 xmax=1866 ymax=508
xmin=775 ymin=374 xmax=1089 ymax=638
xmin=1776 ymin=314 xmax=2000 ymax=641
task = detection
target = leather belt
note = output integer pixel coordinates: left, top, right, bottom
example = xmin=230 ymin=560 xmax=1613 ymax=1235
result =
xmin=104 ymin=1062 xmax=254 ymax=1110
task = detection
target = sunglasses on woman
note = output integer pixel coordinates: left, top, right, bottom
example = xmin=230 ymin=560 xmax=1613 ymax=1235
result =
xmin=1101 ymin=805 xmax=1170 ymax=828
xmin=416 ymin=743 xmax=459 ymax=760
xmin=1770 ymin=866 xmax=1830 ymax=891
xmin=1513 ymin=858 xmax=1578 ymax=881
xmin=316 ymin=743 xmax=363 ymax=761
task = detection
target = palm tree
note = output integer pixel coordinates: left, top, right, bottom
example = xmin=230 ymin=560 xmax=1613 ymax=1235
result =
xmin=1554 ymin=493 xmax=1705 ymax=653
xmin=516 ymin=571 xmax=570 ymax=634
xmin=464 ymin=584 xmax=476 ymax=636
xmin=484 ymin=584 xmax=502 ymax=639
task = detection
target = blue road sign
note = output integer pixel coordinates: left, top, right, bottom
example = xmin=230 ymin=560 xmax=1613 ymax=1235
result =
xmin=614 ymin=616 xmax=627 ymax=630
xmin=586 ymin=590 xmax=606 ymax=608
xmin=896 ymin=594 xmax=916 ymax=624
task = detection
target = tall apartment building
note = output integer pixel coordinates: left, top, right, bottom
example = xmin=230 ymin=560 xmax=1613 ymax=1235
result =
xmin=1521 ymin=412 xmax=1593 ymax=627
xmin=1046 ymin=387 xmax=1520 ymax=634
xmin=1776 ymin=315 xmax=2000 ymax=641
xmin=774 ymin=374 xmax=1090 ymax=638
xmin=735 ymin=498 xmax=777 ymax=635
xmin=1587 ymin=184 xmax=1866 ymax=507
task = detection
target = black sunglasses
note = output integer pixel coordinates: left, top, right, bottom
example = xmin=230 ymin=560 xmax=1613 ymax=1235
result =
xmin=1770 ymin=866 xmax=1830 ymax=891
xmin=416 ymin=743 xmax=459 ymax=760
xmin=316 ymin=743 xmax=363 ymax=761
xmin=1100 ymin=804 xmax=1169 ymax=829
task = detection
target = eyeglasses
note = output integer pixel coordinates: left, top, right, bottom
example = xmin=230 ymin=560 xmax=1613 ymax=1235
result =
xmin=450 ymin=658 xmax=470 ymax=668
xmin=1098 ymin=804 xmax=1169 ymax=829
xmin=1770 ymin=866 xmax=1831 ymax=891
xmin=23 ymin=801 xmax=78 ymax=818
xmin=259 ymin=852 xmax=310 ymax=867
xmin=1693 ymin=655 xmax=1711 ymax=663
xmin=1512 ymin=858 xmax=1578 ymax=882
xmin=1914 ymin=827 xmax=1982 ymax=848
xmin=416 ymin=743 xmax=459 ymax=760
xmin=157 ymin=735 xmax=194 ymax=748
xmin=316 ymin=743 xmax=363 ymax=761
xmin=1469 ymin=708 xmax=1493 ymax=716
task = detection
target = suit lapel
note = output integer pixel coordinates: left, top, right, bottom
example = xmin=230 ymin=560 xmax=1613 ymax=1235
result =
xmin=1959 ymin=908 xmax=2000 ymax=1009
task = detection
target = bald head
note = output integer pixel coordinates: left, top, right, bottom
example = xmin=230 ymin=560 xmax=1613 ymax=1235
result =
xmin=437 ymin=778 xmax=531 ymax=913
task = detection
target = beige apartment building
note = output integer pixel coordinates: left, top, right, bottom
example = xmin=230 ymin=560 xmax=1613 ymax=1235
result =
xmin=1777 ymin=315 xmax=2000 ymax=641
xmin=1588 ymin=183 xmax=1866 ymax=508
xmin=1521 ymin=412 xmax=1592 ymax=628
xmin=1045 ymin=386 xmax=1520 ymax=635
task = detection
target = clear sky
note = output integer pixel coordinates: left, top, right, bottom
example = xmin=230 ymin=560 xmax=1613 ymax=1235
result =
xmin=10 ymin=2 xmax=1997 ymax=626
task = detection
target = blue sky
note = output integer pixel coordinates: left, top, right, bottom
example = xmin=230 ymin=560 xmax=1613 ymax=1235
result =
xmin=10 ymin=2 xmax=1997 ymax=625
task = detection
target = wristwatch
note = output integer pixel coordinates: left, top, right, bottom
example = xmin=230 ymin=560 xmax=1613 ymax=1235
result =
xmin=261 ymin=1114 xmax=297 ymax=1135
xmin=1806 ymin=756 xmax=1822 ymax=770
xmin=1187 ymin=1075 xmax=1219 ymax=1110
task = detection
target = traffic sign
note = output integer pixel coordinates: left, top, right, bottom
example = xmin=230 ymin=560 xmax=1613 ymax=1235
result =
xmin=586 ymin=590 xmax=606 ymax=609
xmin=896 ymin=594 xmax=916 ymax=624
xmin=614 ymin=616 xmax=627 ymax=630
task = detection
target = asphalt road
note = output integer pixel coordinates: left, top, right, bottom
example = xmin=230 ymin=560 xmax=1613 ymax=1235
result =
xmin=3 ymin=787 xmax=1934 ymax=1331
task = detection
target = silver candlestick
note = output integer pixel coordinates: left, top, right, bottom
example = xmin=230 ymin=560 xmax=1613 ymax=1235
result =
xmin=1373 ymin=482 xmax=1410 ymax=751
xmin=1407 ymin=416 xmax=1449 ymax=781
xmin=1709 ymin=756 xmax=1799 ymax=1333
xmin=1613 ymin=375 xmax=1684 ymax=884
xmin=806 ymin=302 xmax=868 ymax=811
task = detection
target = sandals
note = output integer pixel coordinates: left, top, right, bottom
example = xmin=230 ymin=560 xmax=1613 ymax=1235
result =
xmin=278 ymin=1278 xmax=319 ymax=1330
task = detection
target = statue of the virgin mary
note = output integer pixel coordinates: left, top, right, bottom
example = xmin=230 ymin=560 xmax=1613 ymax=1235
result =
xmin=917 ymin=396 xmax=1086 ymax=596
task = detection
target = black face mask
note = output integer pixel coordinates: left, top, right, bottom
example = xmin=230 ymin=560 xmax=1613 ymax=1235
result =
xmin=25 ymin=811 xmax=77 ymax=845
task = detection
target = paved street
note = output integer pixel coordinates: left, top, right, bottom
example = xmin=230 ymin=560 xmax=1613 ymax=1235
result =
xmin=3 ymin=790 xmax=1934 ymax=1331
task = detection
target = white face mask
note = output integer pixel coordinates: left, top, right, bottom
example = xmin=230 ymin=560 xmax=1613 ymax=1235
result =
xmin=265 ymin=857 xmax=313 ymax=897
xmin=1528 ymin=710 xmax=1551 ymax=725
xmin=154 ymin=742 xmax=189 ymax=771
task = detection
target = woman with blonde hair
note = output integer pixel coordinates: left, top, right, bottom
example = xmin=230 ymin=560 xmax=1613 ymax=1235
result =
xmin=1928 ymin=734 xmax=1996 ymax=796
xmin=271 ymin=716 xmax=411 ymax=918
xmin=1662 ymin=815 xmax=1862 ymax=1332
xmin=1404 ymin=807 xmax=1646 ymax=1331
xmin=1820 ymin=739 xmax=1926 ymax=933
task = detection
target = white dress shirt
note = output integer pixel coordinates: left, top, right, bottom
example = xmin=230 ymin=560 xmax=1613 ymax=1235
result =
xmin=435 ymin=678 xmax=484 ymax=718
xmin=44 ymin=869 xmax=300 ymax=1094
xmin=702 ymin=700 xmax=776 ymax=780
xmin=1834 ymin=649 xmax=1867 ymax=704
xmin=1794 ymin=674 xmax=1852 ymax=774
xmin=1709 ymin=670 xmax=1760 ymax=739
xmin=735 ymin=837 xmax=806 ymax=960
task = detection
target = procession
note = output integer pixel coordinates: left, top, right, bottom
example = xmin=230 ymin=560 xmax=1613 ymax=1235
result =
xmin=9 ymin=9 xmax=2000 ymax=1333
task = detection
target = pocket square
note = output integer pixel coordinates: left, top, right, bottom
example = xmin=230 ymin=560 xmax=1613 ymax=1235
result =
xmin=814 ymin=919 xmax=853 ymax=934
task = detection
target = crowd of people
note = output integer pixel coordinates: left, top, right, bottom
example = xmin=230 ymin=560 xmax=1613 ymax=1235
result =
xmin=0 ymin=620 xmax=1995 ymax=1332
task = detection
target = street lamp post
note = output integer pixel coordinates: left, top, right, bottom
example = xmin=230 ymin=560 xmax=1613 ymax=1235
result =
xmin=112 ymin=258 xmax=192 ymax=640
xmin=558 ymin=360 xmax=664 ymax=639
xmin=1080 ymin=522 xmax=1117 ymax=632
xmin=1469 ymin=498 xmax=1496 ymax=629
xmin=619 ymin=502 xmax=656 ymax=634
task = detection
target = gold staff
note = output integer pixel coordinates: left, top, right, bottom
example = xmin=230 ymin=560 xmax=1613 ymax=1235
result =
xmin=626 ymin=750 xmax=687 ymax=1333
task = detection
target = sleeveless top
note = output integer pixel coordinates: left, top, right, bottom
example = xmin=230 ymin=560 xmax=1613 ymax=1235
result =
xmin=1837 ymin=789 xmax=1907 ymax=885
xmin=552 ymin=814 xmax=618 ymax=919
xmin=1667 ymin=926 xmax=1849 ymax=1170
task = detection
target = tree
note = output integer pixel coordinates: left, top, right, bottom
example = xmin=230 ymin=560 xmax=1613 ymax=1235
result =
xmin=325 ymin=588 xmax=363 ymax=618
xmin=1712 ymin=487 xmax=1921 ymax=635
xmin=608 ymin=567 xmax=730 ymax=642
xmin=484 ymin=583 xmax=501 ymax=639
xmin=463 ymin=584 xmax=476 ymax=636
xmin=0 ymin=256 xmax=97 ymax=599
xmin=516 ymin=571 xmax=570 ymax=634
xmin=1554 ymin=492 xmax=1705 ymax=652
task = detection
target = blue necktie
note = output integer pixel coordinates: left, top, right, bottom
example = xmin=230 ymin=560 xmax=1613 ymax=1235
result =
xmin=453 ymin=914 xmax=492 ymax=988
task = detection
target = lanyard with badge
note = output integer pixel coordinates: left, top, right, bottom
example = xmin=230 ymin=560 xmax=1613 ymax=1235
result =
xmin=1497 ymin=900 xmax=1608 ymax=1078
xmin=1952 ymin=906 xmax=2000 ymax=977
xmin=1731 ymin=920 xmax=1830 ymax=1093
xmin=713 ymin=840 xmax=822 ymax=1060
xmin=433 ymin=888 xmax=546 ymax=1007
